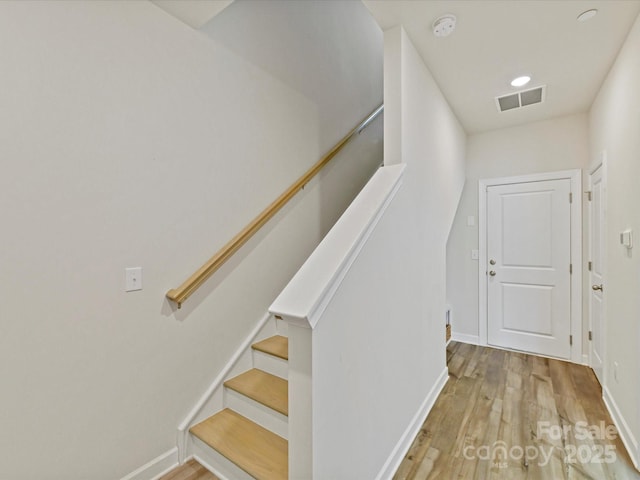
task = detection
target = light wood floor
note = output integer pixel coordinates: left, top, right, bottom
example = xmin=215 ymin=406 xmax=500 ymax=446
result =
xmin=159 ymin=342 xmax=639 ymax=480
xmin=394 ymin=342 xmax=640 ymax=480
xmin=159 ymin=459 xmax=219 ymax=480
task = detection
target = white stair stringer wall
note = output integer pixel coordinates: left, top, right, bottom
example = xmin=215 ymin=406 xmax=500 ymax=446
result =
xmin=271 ymin=165 xmax=441 ymax=479
xmin=176 ymin=312 xmax=285 ymax=464
xmin=269 ymin=24 xmax=466 ymax=479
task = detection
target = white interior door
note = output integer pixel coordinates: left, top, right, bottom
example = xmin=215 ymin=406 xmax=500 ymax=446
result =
xmin=589 ymin=165 xmax=605 ymax=384
xmin=487 ymin=179 xmax=572 ymax=359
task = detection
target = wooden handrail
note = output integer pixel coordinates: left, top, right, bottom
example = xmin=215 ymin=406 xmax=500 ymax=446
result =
xmin=166 ymin=104 xmax=383 ymax=308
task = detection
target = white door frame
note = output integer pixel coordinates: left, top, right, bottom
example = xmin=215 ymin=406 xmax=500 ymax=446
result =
xmin=478 ymin=169 xmax=583 ymax=364
xmin=588 ymin=152 xmax=607 ymax=380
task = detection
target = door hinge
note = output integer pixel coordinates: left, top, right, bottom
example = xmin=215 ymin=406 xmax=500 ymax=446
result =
xmin=570 ymin=335 xmax=573 ymax=346
xmin=588 ymin=261 xmax=592 ymax=271
xmin=570 ymin=263 xmax=573 ymax=274
xmin=569 ymin=192 xmax=573 ymax=203
xmin=586 ymin=191 xmax=592 ymax=201
xmin=589 ymin=331 xmax=593 ymax=341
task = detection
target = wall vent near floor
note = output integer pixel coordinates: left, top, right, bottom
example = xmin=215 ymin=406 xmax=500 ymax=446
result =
xmin=445 ymin=305 xmax=451 ymax=342
xmin=496 ymin=85 xmax=546 ymax=112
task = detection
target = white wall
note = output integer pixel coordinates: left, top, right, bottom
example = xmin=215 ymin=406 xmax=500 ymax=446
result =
xmin=311 ymin=168 xmax=437 ymax=480
xmin=314 ymin=25 xmax=466 ymax=478
xmin=447 ymin=114 xmax=589 ymax=344
xmin=271 ymin=24 xmax=465 ymax=479
xmin=0 ymin=1 xmax=382 ymax=478
xmin=200 ymin=0 xmax=384 ymax=152
xmin=589 ymin=12 xmax=640 ymax=465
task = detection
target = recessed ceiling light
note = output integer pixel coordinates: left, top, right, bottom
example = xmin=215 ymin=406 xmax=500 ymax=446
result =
xmin=511 ymin=76 xmax=531 ymax=87
xmin=577 ymin=9 xmax=598 ymax=22
xmin=432 ymin=14 xmax=457 ymax=37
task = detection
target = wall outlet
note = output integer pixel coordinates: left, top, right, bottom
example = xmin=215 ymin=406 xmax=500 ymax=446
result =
xmin=125 ymin=267 xmax=143 ymax=292
xmin=471 ymin=249 xmax=479 ymax=260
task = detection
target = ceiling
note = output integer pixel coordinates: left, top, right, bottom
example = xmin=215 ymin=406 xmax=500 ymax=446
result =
xmin=152 ymin=0 xmax=640 ymax=134
xmin=151 ymin=0 xmax=233 ymax=29
xmin=363 ymin=0 xmax=640 ymax=133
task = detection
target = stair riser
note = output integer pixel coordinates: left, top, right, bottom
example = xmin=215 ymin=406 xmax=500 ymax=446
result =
xmin=252 ymin=350 xmax=288 ymax=379
xmin=191 ymin=437 xmax=255 ymax=480
xmin=224 ymin=388 xmax=288 ymax=439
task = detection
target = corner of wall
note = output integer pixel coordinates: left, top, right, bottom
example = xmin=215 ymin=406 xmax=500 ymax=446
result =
xmin=383 ymin=25 xmax=403 ymax=167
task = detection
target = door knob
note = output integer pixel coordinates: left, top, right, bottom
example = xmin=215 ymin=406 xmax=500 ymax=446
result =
xmin=489 ymin=259 xmax=496 ymax=265
xmin=592 ymin=284 xmax=603 ymax=291
xmin=489 ymin=270 xmax=496 ymax=276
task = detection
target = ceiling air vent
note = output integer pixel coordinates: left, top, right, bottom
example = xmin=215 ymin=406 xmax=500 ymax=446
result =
xmin=496 ymin=85 xmax=546 ymax=112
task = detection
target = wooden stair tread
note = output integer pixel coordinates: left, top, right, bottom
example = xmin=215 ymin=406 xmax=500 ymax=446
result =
xmin=252 ymin=335 xmax=288 ymax=360
xmin=190 ymin=409 xmax=287 ymax=480
xmin=224 ymin=369 xmax=288 ymax=416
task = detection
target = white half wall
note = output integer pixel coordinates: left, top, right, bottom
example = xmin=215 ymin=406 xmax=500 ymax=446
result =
xmin=385 ymin=24 xmax=467 ymax=345
xmin=446 ymin=114 xmax=589 ymax=348
xmin=589 ymin=11 xmax=640 ymax=467
xmin=369 ymin=25 xmax=465 ymax=477
xmin=269 ymin=24 xmax=465 ymax=479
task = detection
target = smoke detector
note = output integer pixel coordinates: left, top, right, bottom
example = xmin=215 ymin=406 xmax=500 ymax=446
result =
xmin=432 ymin=15 xmax=457 ymax=37
xmin=577 ymin=9 xmax=598 ymax=22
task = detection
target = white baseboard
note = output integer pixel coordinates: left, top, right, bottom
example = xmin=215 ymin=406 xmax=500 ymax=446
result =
xmin=581 ymin=354 xmax=589 ymax=366
xmin=375 ymin=367 xmax=449 ymax=480
xmin=451 ymin=332 xmax=480 ymax=345
xmin=603 ymin=386 xmax=639 ymax=470
xmin=120 ymin=447 xmax=178 ymax=480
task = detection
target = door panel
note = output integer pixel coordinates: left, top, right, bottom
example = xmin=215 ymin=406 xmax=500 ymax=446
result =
xmin=502 ymin=283 xmax=552 ymax=335
xmin=487 ymin=179 xmax=571 ymax=359
xmin=589 ymin=166 xmax=604 ymax=384
xmin=502 ymin=191 xmax=553 ymax=267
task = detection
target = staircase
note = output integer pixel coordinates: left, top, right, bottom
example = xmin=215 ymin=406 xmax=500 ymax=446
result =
xmin=190 ymin=334 xmax=289 ymax=480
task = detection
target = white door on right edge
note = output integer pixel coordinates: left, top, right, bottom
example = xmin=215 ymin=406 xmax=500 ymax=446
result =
xmin=589 ymin=165 xmax=605 ymax=385
xmin=487 ymin=179 xmax=572 ymax=359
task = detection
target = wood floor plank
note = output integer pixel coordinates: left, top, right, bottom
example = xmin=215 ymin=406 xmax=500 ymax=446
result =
xmin=159 ymin=459 xmax=219 ymax=480
xmin=462 ymin=343 xmax=485 ymax=378
xmin=498 ymin=384 xmax=526 ymax=477
xmin=394 ymin=342 xmax=640 ymax=480
xmin=448 ymin=352 xmax=467 ymax=379
xmin=412 ymin=446 xmax=440 ymax=478
xmin=548 ymin=358 xmax=578 ymax=399
xmin=393 ymin=385 xmax=457 ymax=479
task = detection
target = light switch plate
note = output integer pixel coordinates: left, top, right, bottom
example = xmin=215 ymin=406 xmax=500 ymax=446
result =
xmin=471 ymin=249 xmax=479 ymax=260
xmin=125 ymin=267 xmax=143 ymax=292
xmin=467 ymin=216 xmax=475 ymax=226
